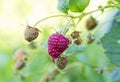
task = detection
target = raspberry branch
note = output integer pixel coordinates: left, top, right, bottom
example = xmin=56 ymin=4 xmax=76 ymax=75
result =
xmin=33 ymin=15 xmax=72 ymax=27
xmin=33 ymin=4 xmax=118 ymax=28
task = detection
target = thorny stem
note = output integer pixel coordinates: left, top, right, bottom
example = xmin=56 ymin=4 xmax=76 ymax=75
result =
xmin=33 ymin=5 xmax=118 ymax=27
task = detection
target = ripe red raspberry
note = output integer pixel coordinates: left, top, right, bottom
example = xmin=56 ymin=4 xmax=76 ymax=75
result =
xmin=48 ymin=33 xmax=70 ymax=59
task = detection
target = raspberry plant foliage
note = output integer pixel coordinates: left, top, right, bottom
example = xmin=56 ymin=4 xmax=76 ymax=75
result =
xmin=101 ymin=22 xmax=120 ymax=67
xmin=57 ymin=0 xmax=90 ymax=14
xmin=24 ymin=0 xmax=120 ymax=72
xmin=69 ymin=0 xmax=90 ymax=12
xmin=57 ymin=0 xmax=69 ymax=14
xmin=19 ymin=0 xmax=120 ymax=81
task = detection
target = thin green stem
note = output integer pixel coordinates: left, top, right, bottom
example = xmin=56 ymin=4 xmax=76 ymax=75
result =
xmin=33 ymin=15 xmax=72 ymax=27
xmin=76 ymin=18 xmax=81 ymax=27
xmin=71 ymin=18 xmax=76 ymax=27
xmin=63 ymin=18 xmax=72 ymax=34
xmin=75 ymin=5 xmax=118 ymax=19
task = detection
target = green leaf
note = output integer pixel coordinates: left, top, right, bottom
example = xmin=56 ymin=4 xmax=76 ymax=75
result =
xmin=69 ymin=0 xmax=90 ymax=12
xmin=115 ymin=0 xmax=120 ymax=3
xmin=116 ymin=5 xmax=120 ymax=9
xmin=101 ymin=22 xmax=120 ymax=67
xmin=111 ymin=0 xmax=120 ymax=9
xmin=110 ymin=69 xmax=120 ymax=82
xmin=57 ymin=0 xmax=69 ymax=14
xmin=108 ymin=0 xmax=120 ymax=4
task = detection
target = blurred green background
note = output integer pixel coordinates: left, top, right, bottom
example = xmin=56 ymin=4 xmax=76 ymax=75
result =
xmin=0 ymin=0 xmax=118 ymax=82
